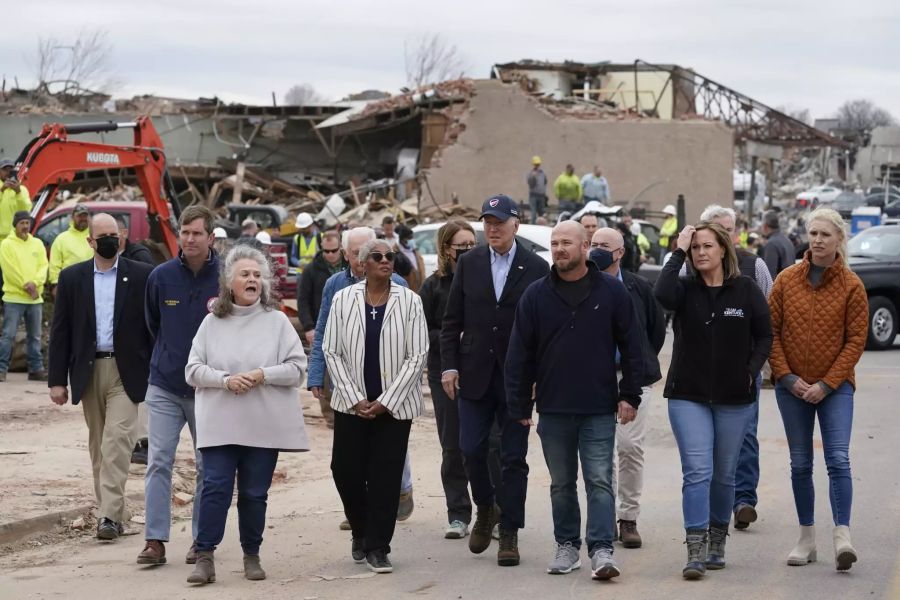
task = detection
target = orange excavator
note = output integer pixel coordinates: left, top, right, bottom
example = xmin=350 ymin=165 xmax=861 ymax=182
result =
xmin=14 ymin=116 xmax=180 ymax=258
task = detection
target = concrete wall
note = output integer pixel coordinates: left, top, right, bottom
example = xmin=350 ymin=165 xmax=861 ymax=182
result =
xmin=424 ymin=80 xmax=733 ymax=221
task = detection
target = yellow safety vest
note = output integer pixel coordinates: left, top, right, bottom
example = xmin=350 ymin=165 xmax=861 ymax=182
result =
xmin=295 ymin=233 xmax=318 ymax=272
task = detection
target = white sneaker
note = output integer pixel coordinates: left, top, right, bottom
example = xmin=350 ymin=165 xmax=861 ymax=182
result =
xmin=547 ymin=542 xmax=581 ymax=574
xmin=492 ymin=523 xmax=500 ymax=540
xmin=445 ymin=520 xmax=469 ymax=539
xmin=590 ymin=547 xmax=621 ymax=580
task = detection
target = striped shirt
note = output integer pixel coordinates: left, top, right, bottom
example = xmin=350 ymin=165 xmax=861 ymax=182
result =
xmin=322 ymin=281 xmax=428 ymax=420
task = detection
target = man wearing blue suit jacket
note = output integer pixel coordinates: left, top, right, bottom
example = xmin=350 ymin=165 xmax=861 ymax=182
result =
xmin=440 ymin=194 xmax=550 ymax=566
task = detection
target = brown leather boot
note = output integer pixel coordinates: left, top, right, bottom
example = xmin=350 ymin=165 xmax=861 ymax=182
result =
xmin=468 ymin=504 xmax=499 ymax=554
xmin=136 ymin=540 xmax=166 ymax=565
xmin=497 ymin=528 xmax=520 ymax=566
xmin=186 ymin=550 xmax=215 ymax=584
xmin=185 ymin=541 xmax=198 ymax=564
xmin=618 ymin=519 xmax=643 ymax=549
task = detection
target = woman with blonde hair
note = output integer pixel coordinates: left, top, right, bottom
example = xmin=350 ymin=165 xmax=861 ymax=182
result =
xmin=654 ymin=221 xmax=771 ymax=580
xmin=768 ymin=207 xmax=868 ymax=571
xmin=184 ymin=244 xmax=308 ymax=585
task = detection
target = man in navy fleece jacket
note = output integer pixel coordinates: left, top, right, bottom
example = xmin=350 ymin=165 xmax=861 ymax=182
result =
xmin=505 ymin=220 xmax=643 ymax=581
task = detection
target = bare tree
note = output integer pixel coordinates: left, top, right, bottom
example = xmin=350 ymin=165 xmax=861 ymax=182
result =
xmin=404 ymin=34 xmax=468 ymax=89
xmin=836 ymin=99 xmax=896 ymax=132
xmin=32 ymin=29 xmax=120 ymax=94
xmin=284 ymin=83 xmax=325 ymax=106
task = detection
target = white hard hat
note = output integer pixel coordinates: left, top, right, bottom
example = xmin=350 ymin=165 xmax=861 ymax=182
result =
xmin=630 ymin=223 xmax=641 ymax=236
xmin=662 ymin=204 xmax=677 ymax=216
xmin=295 ymin=212 xmax=314 ymax=229
xmin=213 ymin=227 xmax=227 ymax=239
xmin=255 ymin=231 xmax=272 ymax=244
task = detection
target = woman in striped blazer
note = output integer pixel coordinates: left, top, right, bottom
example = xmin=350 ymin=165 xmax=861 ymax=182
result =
xmin=323 ymin=237 xmax=428 ymax=574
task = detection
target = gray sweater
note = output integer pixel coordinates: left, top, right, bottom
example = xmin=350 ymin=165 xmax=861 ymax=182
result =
xmin=186 ymin=301 xmax=309 ymax=451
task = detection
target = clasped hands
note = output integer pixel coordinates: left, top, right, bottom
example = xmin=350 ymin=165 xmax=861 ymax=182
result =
xmin=226 ymin=368 xmax=264 ymax=394
xmin=790 ymin=377 xmax=826 ymax=404
xmin=353 ymin=399 xmax=388 ymax=419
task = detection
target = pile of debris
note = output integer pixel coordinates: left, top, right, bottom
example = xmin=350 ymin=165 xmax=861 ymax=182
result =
xmin=350 ymin=78 xmax=475 ymax=122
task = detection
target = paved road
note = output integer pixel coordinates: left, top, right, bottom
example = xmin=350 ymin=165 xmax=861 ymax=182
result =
xmin=1 ymin=335 xmax=898 ymax=599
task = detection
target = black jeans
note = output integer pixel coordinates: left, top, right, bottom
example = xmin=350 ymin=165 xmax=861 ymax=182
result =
xmin=458 ymin=366 xmax=530 ymax=531
xmin=196 ymin=445 xmax=279 ymax=555
xmin=429 ymin=377 xmax=502 ymax=524
xmin=331 ymin=411 xmax=412 ymax=554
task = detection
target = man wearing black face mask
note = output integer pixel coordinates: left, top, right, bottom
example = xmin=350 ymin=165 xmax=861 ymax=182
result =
xmin=589 ymin=227 xmax=664 ymax=549
xmin=48 ymin=213 xmax=155 ymax=542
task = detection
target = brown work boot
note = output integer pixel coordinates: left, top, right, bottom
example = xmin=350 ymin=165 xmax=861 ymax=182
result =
xmin=28 ymin=370 xmax=48 ymax=381
xmin=397 ymin=489 xmax=414 ymax=521
xmin=618 ymin=519 xmax=643 ymax=548
xmin=468 ymin=504 xmax=499 ymax=554
xmin=243 ymin=554 xmax=266 ymax=580
xmin=186 ymin=550 xmax=215 ymax=585
xmin=185 ymin=541 xmax=198 ymax=564
xmin=497 ymin=527 xmax=520 ymax=566
xmin=136 ymin=540 xmax=166 ymax=565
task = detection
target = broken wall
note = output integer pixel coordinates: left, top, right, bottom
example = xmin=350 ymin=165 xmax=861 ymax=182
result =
xmin=424 ymin=80 xmax=733 ymax=221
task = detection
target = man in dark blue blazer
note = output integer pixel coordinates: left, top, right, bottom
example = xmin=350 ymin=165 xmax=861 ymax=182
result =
xmin=440 ymin=194 xmax=550 ymax=566
xmin=48 ymin=213 xmax=154 ymax=541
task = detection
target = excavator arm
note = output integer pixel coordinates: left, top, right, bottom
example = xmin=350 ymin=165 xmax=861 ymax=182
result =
xmin=15 ymin=117 xmax=181 ymax=258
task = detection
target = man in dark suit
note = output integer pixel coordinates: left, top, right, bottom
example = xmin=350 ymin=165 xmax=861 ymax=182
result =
xmin=48 ymin=213 xmax=154 ymax=542
xmin=440 ymin=194 xmax=550 ymax=566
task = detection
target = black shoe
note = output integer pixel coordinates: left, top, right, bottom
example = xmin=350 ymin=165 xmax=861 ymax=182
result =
xmin=97 ymin=517 xmax=121 ymax=541
xmin=366 ymin=549 xmax=393 ymax=573
xmin=130 ymin=439 xmax=148 ymax=465
xmin=734 ymin=504 xmax=757 ymax=530
xmin=351 ymin=538 xmax=365 ymax=563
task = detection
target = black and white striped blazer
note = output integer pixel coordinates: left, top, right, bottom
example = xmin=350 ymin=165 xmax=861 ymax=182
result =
xmin=322 ymin=281 xmax=428 ymax=420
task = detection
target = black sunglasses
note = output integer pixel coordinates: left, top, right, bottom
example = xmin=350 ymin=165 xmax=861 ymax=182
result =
xmin=322 ymin=248 xmax=340 ymax=254
xmin=369 ymin=251 xmax=396 ymax=263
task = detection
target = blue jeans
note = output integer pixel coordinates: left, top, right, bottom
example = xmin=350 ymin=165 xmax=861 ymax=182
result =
xmin=733 ymin=375 xmax=762 ymax=509
xmin=144 ymin=384 xmax=203 ymax=542
xmin=668 ymin=400 xmax=756 ymax=529
xmin=528 ymin=194 xmax=546 ymax=223
xmin=775 ymin=382 xmax=853 ymax=526
xmin=537 ymin=413 xmax=616 ymax=552
xmin=196 ymin=445 xmax=279 ymax=555
xmin=458 ymin=367 xmax=530 ymax=530
xmin=0 ymin=302 xmax=43 ymax=373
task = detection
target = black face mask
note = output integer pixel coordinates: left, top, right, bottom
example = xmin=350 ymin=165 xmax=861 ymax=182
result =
xmin=96 ymin=236 xmax=120 ymax=259
xmin=589 ymin=247 xmax=615 ymax=271
xmin=453 ymin=248 xmax=470 ymax=261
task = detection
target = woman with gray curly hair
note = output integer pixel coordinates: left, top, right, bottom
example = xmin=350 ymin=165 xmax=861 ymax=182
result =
xmin=184 ymin=244 xmax=308 ymax=585
xmin=323 ymin=237 xmax=428 ymax=574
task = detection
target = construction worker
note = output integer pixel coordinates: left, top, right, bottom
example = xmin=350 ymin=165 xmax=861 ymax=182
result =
xmin=658 ymin=204 xmax=678 ymax=262
xmin=290 ymin=212 xmax=319 ymax=272
xmin=0 ymin=211 xmax=48 ymax=382
xmin=0 ymin=159 xmax=31 ymax=243
xmin=526 ymin=156 xmax=548 ymax=224
xmin=553 ymin=164 xmax=583 ymax=214
xmin=49 ymin=205 xmax=93 ymax=291
xmin=581 ymin=166 xmax=611 ymax=204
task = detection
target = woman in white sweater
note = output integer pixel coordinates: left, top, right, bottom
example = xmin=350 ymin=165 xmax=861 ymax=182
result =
xmin=184 ymin=244 xmax=308 ymax=585
xmin=323 ymin=237 xmax=428 ymax=574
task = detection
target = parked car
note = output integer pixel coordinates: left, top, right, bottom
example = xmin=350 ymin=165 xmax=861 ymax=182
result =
xmin=865 ymin=191 xmax=900 ymax=209
xmin=796 ymin=184 xmax=842 ymax=209
xmin=822 ymin=192 xmax=866 ymax=219
xmin=847 ymin=225 xmax=900 ymax=349
xmin=884 ymin=199 xmax=900 ymax=218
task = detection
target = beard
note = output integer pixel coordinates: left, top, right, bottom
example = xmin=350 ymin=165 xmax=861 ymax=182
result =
xmin=554 ymin=254 xmax=582 ymax=272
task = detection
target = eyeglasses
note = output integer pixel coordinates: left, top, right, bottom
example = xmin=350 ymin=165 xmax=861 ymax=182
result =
xmin=450 ymin=243 xmax=476 ymax=250
xmin=368 ymin=251 xmax=396 ymax=263
xmin=322 ymin=248 xmax=340 ymax=254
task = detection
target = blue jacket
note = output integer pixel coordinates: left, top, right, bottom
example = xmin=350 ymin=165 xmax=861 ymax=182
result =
xmin=307 ymin=268 xmax=408 ymax=389
xmin=145 ymin=250 xmax=220 ymax=398
xmin=505 ymin=263 xmax=644 ymax=420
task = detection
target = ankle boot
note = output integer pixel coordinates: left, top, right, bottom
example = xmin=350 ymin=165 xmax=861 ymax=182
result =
xmin=833 ymin=525 xmax=858 ymax=571
xmin=705 ymin=522 xmax=729 ymax=570
xmin=186 ymin=550 xmax=216 ymax=584
xmin=787 ymin=525 xmax=817 ymax=566
xmin=683 ymin=528 xmax=707 ymax=580
xmin=243 ymin=554 xmax=266 ymax=580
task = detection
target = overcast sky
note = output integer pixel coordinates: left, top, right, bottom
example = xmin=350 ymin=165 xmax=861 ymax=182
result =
xmin=4 ymin=0 xmax=899 ymax=120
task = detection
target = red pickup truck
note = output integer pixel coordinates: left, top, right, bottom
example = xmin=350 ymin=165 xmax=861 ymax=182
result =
xmin=35 ymin=200 xmax=294 ymax=299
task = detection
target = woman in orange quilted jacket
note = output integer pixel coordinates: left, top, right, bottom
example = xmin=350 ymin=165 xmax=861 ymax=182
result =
xmin=768 ymin=208 xmax=868 ymax=572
